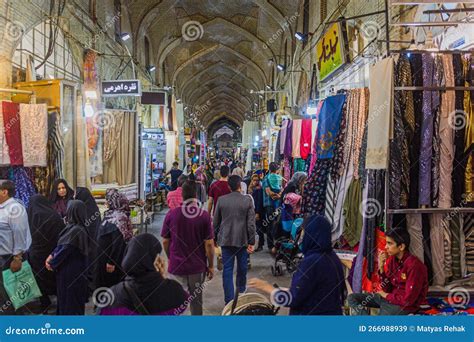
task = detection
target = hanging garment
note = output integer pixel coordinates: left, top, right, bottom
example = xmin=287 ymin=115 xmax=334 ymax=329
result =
xmin=300 ymin=119 xmax=312 ymax=160
xmin=19 ymin=103 xmax=48 ymax=167
xmin=302 ymin=159 xmax=331 ymax=216
xmin=280 ymin=120 xmax=288 ymax=153
xmin=325 ymin=174 xmax=337 ymax=228
xmin=351 ymin=179 xmax=368 ymax=294
xmin=464 ymin=55 xmax=474 ymax=205
xmin=331 ymin=97 xmax=348 ymax=181
xmin=332 ymin=161 xmax=354 ymax=243
xmin=2 ymin=101 xmax=23 ymax=165
xmin=409 ymin=54 xmax=424 ymax=208
xmin=365 ymin=170 xmax=385 ymax=279
xmin=292 ymin=119 xmax=302 ymax=158
xmin=390 ymin=56 xmax=414 ymax=209
xmin=274 ymin=131 xmax=282 ymax=163
xmin=342 ymin=178 xmax=363 ymax=247
xmin=452 ymin=54 xmax=467 ymax=206
xmin=12 ymin=167 xmax=36 ymax=208
xmin=358 ymin=124 xmax=369 ymax=186
xmin=419 ymin=54 xmax=440 ymax=206
xmin=431 ymin=56 xmax=444 ymax=207
xmin=429 ymin=214 xmax=446 ymax=286
xmin=464 ymin=214 xmax=474 ymax=274
xmin=353 ymin=89 xmax=369 ymax=179
xmin=444 ymin=216 xmax=453 ymax=280
xmin=284 ymin=120 xmax=293 ymax=158
xmin=438 ymin=54 xmax=456 ymax=208
xmin=283 ymin=157 xmax=291 ymax=185
xmin=293 ymin=158 xmax=306 ymax=172
xmin=316 ymin=94 xmax=346 ymax=159
xmin=450 ymin=214 xmax=465 ymax=280
xmin=0 ymin=104 xmax=10 ymax=165
xmin=406 ymin=214 xmax=424 ymax=263
xmin=366 ymin=57 xmax=394 ymax=169
xmin=310 ymin=118 xmax=319 ymax=154
xmin=421 ymin=214 xmax=433 ymax=284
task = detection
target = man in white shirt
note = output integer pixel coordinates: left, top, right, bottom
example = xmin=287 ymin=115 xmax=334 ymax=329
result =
xmin=0 ymin=180 xmax=31 ymax=314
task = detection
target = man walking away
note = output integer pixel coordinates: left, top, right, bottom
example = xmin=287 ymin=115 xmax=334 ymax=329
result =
xmin=208 ymin=165 xmax=231 ymax=216
xmin=161 ymin=180 xmax=215 ymax=315
xmin=213 ymin=175 xmax=256 ymax=304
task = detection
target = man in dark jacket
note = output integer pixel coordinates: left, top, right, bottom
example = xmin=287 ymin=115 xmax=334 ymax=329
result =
xmin=213 ymin=175 xmax=256 ymax=303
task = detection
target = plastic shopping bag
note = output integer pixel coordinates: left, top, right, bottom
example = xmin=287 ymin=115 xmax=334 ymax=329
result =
xmin=2 ymin=261 xmax=42 ymax=310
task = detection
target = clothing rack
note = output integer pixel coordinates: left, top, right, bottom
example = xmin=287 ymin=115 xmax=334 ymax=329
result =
xmin=390 ymin=50 xmax=473 ymax=55
xmin=388 ymin=208 xmax=474 ymax=215
xmin=395 ymin=86 xmax=474 ymax=91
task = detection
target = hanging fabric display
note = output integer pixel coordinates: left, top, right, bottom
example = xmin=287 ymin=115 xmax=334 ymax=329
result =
xmin=316 ymin=93 xmax=346 ymax=159
xmin=19 ymin=103 xmax=48 ymax=167
xmin=103 ymin=110 xmax=125 ymax=162
xmin=2 ymin=101 xmax=23 ymax=165
xmin=366 ymin=57 xmax=394 ymax=169
xmin=291 ymin=119 xmax=302 ymax=158
xmin=300 ymin=119 xmax=312 ymax=160
xmin=0 ymin=104 xmax=10 ymax=165
xmin=284 ymin=120 xmax=293 ymax=158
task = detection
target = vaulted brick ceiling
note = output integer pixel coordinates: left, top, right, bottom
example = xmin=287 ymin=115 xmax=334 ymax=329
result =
xmin=126 ymin=0 xmax=300 ymax=129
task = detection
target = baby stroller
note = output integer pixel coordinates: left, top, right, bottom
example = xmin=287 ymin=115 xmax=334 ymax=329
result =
xmin=271 ymin=218 xmax=304 ymax=276
xmin=222 ymin=288 xmax=279 ymax=316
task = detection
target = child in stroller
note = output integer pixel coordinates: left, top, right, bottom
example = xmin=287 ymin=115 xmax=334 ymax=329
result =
xmin=271 ymin=217 xmax=304 ymax=276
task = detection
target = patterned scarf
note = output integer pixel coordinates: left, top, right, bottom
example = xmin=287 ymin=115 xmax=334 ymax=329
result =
xmin=103 ymin=188 xmax=133 ymax=241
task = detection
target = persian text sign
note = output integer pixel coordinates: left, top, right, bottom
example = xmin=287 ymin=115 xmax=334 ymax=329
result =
xmin=316 ymin=22 xmax=347 ymax=81
xmin=101 ymin=80 xmax=141 ymax=97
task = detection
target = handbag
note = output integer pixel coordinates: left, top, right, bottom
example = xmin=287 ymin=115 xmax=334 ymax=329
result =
xmin=2 ymin=261 xmax=42 ymax=310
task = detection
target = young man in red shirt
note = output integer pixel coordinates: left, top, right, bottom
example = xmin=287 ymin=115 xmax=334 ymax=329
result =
xmin=207 ymin=165 xmax=231 ymax=216
xmin=348 ymin=227 xmax=428 ymax=315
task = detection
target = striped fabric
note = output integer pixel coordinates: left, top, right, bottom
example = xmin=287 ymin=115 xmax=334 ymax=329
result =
xmin=464 ymin=214 xmax=474 ymax=274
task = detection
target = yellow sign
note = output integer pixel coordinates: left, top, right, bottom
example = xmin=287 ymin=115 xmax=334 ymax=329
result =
xmin=316 ymin=22 xmax=347 ymax=81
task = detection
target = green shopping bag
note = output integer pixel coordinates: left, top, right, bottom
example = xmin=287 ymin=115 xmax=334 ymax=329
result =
xmin=2 ymin=261 xmax=42 ymax=310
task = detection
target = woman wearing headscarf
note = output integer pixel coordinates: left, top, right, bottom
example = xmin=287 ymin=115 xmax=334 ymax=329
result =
xmin=249 ymin=215 xmax=345 ymax=315
xmin=278 ymin=172 xmax=307 ymax=240
xmin=189 ymin=171 xmax=207 ymax=204
xmin=46 ymin=200 xmax=89 ymax=315
xmin=74 ymin=187 xmax=101 ymax=293
xmin=100 ymin=234 xmax=188 ymax=315
xmin=49 ymin=179 xmax=74 ymax=220
xmin=248 ymin=174 xmax=265 ymax=251
xmin=27 ymin=194 xmax=65 ymax=312
xmin=95 ymin=189 xmax=132 ymax=289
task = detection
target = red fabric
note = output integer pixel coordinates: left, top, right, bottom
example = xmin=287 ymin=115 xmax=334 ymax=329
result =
xmin=380 ymin=252 xmax=429 ymax=313
xmin=362 ymin=229 xmax=386 ymax=292
xmin=300 ymin=119 xmax=312 ymax=160
xmin=2 ymin=102 xmax=23 ymax=165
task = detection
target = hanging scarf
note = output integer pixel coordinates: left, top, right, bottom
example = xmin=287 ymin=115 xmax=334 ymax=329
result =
xmin=103 ymin=188 xmax=133 ymax=241
xmin=316 ymin=94 xmax=346 ymax=159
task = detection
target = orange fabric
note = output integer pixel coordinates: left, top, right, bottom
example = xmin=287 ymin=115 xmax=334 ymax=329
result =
xmin=362 ymin=228 xmax=386 ymax=292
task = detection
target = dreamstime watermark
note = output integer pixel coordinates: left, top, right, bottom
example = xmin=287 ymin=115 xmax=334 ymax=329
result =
xmin=5 ymin=323 xmax=85 ymax=336
xmin=181 ymin=199 xmax=204 ymax=219
xmin=263 ymin=12 xmax=299 ymax=49
xmin=182 ymin=21 xmax=204 ymax=42
xmin=6 ymin=201 xmax=25 ymax=219
xmin=443 ymin=192 xmax=474 ymax=223
xmin=270 ymin=109 xmax=292 ymax=130
xmin=3 ymin=20 xmax=25 ymax=42
xmin=270 ymin=288 xmax=292 ymax=307
xmin=358 ymin=20 xmax=382 ymax=41
xmin=91 ymin=110 xmax=116 ymax=130
xmin=174 ymin=279 xmax=210 ymax=315
xmin=448 ymin=110 xmax=468 ymax=131
xmin=359 ymin=198 xmax=382 ymax=219
xmin=0 ymin=279 xmax=34 ymax=314
xmin=262 ymin=205 xmax=283 ymax=227
xmin=448 ymin=287 xmax=470 ymax=308
xmin=195 ymin=100 xmax=212 ymax=118
xmin=92 ymin=287 xmax=115 ymax=308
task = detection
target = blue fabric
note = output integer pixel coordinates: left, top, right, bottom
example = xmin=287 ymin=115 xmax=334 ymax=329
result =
xmin=221 ymin=246 xmax=248 ymax=304
xmin=316 ymin=94 xmax=347 ymax=159
xmin=289 ymin=215 xmax=345 ymax=315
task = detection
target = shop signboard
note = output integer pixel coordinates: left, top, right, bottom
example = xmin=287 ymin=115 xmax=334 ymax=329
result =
xmin=315 ymin=22 xmax=348 ymax=81
xmin=101 ymin=79 xmax=141 ymax=97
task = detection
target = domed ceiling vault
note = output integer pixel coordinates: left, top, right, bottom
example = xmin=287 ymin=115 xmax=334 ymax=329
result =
xmin=126 ymin=0 xmax=300 ymax=130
